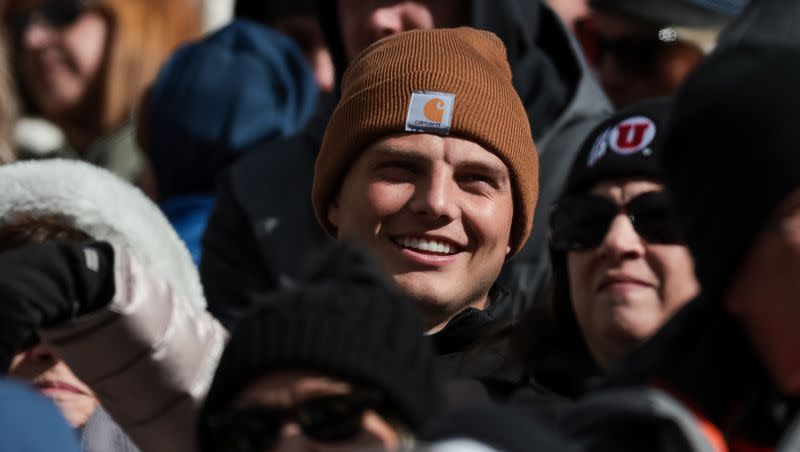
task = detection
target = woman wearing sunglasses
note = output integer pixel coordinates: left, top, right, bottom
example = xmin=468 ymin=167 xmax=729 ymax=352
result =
xmin=512 ymin=98 xmax=699 ymax=402
xmin=1 ymin=0 xmax=201 ymax=184
xmin=197 ymin=242 xmax=443 ymax=452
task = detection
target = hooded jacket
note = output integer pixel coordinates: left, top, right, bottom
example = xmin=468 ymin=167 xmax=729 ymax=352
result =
xmin=200 ymin=0 xmax=612 ymax=344
xmin=0 ymin=160 xmax=227 ymax=452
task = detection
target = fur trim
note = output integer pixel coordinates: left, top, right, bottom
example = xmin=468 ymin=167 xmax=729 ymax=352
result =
xmin=0 ymin=159 xmax=206 ymax=308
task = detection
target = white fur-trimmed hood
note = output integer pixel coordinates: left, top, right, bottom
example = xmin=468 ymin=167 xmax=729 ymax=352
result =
xmin=0 ymin=159 xmax=206 ymax=308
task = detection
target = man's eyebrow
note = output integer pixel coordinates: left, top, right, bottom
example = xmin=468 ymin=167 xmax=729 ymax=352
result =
xmin=371 ymin=146 xmax=427 ymax=159
xmin=373 ymin=146 xmax=509 ymax=177
xmin=456 ymin=160 xmax=510 ymax=180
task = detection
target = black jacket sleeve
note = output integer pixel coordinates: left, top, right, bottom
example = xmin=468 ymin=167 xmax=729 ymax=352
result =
xmin=200 ymin=173 xmax=277 ymax=330
xmin=0 ymin=240 xmax=115 ymax=371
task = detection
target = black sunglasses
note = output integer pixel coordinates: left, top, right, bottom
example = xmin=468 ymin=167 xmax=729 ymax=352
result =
xmin=9 ymin=0 xmax=92 ymax=37
xmin=205 ymin=391 xmax=384 ymax=452
xmin=550 ymin=191 xmax=684 ymax=251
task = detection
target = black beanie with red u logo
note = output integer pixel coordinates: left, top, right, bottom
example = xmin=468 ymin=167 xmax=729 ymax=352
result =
xmin=561 ymin=97 xmax=673 ymax=197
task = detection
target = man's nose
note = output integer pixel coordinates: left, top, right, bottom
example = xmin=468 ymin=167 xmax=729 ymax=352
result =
xmin=408 ymin=168 xmax=458 ymax=222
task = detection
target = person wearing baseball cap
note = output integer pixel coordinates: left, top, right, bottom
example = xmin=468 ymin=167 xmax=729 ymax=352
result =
xmin=312 ymin=27 xmax=538 ymax=377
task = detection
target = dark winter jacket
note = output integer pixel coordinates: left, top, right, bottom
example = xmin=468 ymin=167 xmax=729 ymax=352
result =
xmin=432 ymin=285 xmax=528 ymax=388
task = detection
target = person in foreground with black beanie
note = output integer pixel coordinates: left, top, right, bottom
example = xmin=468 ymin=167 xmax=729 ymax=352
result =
xmin=511 ymin=98 xmax=698 ymax=403
xmin=559 ymin=42 xmax=800 ymax=451
xmin=197 ymin=241 xmax=444 ymax=452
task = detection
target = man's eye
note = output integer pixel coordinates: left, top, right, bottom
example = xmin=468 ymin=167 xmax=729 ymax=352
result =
xmin=375 ymin=161 xmax=417 ymax=179
xmin=379 ymin=161 xmax=412 ymax=169
xmin=459 ymin=173 xmax=494 ymax=186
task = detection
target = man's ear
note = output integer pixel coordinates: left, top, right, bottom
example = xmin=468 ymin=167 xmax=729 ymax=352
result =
xmin=506 ymin=245 xmax=511 ymax=255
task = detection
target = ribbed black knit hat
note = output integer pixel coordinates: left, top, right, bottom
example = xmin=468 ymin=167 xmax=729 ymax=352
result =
xmin=562 ymin=97 xmax=673 ymax=197
xmin=197 ymin=242 xmax=443 ymax=449
xmin=662 ymin=42 xmax=800 ymax=303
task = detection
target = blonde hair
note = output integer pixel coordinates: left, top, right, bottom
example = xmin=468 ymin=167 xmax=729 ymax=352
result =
xmin=95 ymin=0 xmax=202 ymax=132
xmin=4 ymin=0 xmax=202 ymax=134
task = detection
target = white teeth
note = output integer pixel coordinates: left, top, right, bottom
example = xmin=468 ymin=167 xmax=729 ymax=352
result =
xmin=394 ymin=237 xmax=456 ymax=255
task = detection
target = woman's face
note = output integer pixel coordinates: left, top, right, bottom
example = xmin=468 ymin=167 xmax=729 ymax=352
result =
xmin=567 ymin=179 xmax=699 ymax=369
xmin=9 ymin=343 xmax=99 ymax=428
xmin=13 ymin=1 xmax=108 ymax=118
xmin=224 ymin=372 xmax=402 ymax=452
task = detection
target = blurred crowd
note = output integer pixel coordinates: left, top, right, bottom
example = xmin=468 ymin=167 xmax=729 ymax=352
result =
xmin=2 ymin=0 xmax=799 ymax=451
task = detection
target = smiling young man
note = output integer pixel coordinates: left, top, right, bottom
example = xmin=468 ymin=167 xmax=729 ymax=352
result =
xmin=311 ymin=27 xmax=538 ymax=377
xmin=200 ymin=0 xmax=612 ymax=334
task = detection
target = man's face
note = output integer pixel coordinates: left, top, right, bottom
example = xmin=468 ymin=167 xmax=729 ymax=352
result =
xmin=328 ymin=133 xmax=514 ymax=331
xmin=9 ymin=343 xmax=98 ymax=428
xmin=726 ymin=188 xmax=800 ymax=395
xmin=336 ymin=0 xmax=468 ymax=60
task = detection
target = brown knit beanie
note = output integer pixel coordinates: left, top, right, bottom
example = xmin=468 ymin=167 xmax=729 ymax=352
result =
xmin=312 ymin=27 xmax=538 ymax=256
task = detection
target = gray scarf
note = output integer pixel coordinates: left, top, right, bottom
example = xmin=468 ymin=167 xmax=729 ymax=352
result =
xmin=78 ymin=406 xmax=140 ymax=452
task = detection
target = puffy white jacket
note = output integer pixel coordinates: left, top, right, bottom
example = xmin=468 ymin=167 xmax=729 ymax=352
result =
xmin=0 ymin=160 xmax=228 ymax=452
xmin=42 ymin=246 xmax=228 ymax=452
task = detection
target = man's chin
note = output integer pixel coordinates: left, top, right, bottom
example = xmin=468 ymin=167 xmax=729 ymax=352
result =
xmin=391 ymin=274 xmax=451 ymax=312
xmin=392 ymin=274 xmax=449 ymax=302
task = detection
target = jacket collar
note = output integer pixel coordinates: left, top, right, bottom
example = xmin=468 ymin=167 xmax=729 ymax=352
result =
xmin=430 ymin=284 xmax=511 ymax=356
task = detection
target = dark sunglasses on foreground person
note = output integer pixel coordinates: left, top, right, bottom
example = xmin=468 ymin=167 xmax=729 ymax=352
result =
xmin=7 ymin=0 xmax=93 ymax=36
xmin=550 ymin=190 xmax=684 ymax=251
xmin=204 ymin=391 xmax=385 ymax=452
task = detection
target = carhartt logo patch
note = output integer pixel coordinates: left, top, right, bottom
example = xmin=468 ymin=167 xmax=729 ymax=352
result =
xmin=405 ymin=91 xmax=455 ymax=135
